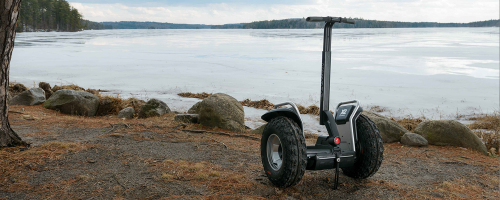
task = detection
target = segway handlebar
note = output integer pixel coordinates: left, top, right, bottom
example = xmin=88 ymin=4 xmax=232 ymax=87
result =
xmin=306 ymin=16 xmax=355 ymax=24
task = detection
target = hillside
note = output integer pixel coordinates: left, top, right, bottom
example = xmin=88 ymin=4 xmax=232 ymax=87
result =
xmin=212 ymin=18 xmax=500 ymax=29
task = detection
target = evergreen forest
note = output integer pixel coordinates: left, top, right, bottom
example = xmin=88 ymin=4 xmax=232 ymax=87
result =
xmin=16 ymin=0 xmax=110 ymax=32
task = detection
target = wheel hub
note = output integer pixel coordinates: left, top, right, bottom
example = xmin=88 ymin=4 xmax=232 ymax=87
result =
xmin=267 ymin=134 xmax=283 ymax=170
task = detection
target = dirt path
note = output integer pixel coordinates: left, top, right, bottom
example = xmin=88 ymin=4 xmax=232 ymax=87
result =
xmin=1 ymin=105 xmax=498 ymax=199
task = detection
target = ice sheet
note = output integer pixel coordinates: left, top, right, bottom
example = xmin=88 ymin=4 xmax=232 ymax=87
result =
xmin=11 ymin=28 xmax=499 ymax=133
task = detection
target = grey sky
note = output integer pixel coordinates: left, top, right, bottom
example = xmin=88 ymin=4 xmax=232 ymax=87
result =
xmin=69 ymin=0 xmax=500 ymax=24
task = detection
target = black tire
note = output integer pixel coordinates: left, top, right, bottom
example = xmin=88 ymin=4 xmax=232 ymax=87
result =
xmin=342 ymin=114 xmax=384 ymax=179
xmin=261 ymin=116 xmax=307 ymax=188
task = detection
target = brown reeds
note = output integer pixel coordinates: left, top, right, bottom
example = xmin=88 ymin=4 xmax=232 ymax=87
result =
xmin=467 ymin=112 xmax=500 ymax=155
xmin=240 ymin=99 xmax=275 ymax=110
xmin=391 ymin=117 xmax=424 ymax=132
xmin=96 ymin=95 xmax=125 ymax=116
xmin=178 ymin=92 xmax=212 ymax=99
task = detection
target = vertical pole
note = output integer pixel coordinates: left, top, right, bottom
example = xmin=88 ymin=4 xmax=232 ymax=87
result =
xmin=319 ymin=22 xmax=334 ymax=125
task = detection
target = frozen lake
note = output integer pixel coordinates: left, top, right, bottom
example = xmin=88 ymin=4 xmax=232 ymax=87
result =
xmin=11 ymin=28 xmax=499 ymax=133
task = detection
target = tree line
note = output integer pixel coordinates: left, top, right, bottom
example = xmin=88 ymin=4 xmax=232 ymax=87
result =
xmin=212 ymin=18 xmax=500 ymax=29
xmin=16 ymin=0 xmax=110 ymax=32
xmin=100 ymin=21 xmax=211 ymax=29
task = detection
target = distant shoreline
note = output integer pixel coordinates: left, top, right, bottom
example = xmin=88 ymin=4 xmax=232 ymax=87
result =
xmin=98 ymin=19 xmax=499 ymax=30
xmin=18 ymin=18 xmax=499 ymax=32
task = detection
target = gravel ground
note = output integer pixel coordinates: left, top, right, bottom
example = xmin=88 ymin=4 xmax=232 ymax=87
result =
xmin=1 ymin=105 xmax=498 ymax=199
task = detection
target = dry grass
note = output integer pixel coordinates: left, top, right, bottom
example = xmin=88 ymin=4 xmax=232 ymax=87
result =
xmin=466 ymin=112 xmax=500 ymax=156
xmin=368 ymin=105 xmax=387 ymax=113
xmin=239 ymin=98 xmax=321 ymax=116
xmin=240 ymin=99 xmax=275 ymax=110
xmin=391 ymin=117 xmax=424 ymax=132
xmin=52 ymin=84 xmax=86 ymax=92
xmin=96 ymin=95 xmax=125 ymax=116
xmin=468 ymin=113 xmax=500 ymax=132
xmin=297 ymin=104 xmax=320 ymax=115
xmin=473 ymin=130 xmax=499 ymax=155
xmin=51 ymin=83 xmax=109 ymax=96
xmin=0 ymin=142 xmax=88 ymax=193
xmin=178 ymin=92 xmax=212 ymax=99
xmin=155 ymin=159 xmax=257 ymax=197
xmin=8 ymin=82 xmax=28 ymax=98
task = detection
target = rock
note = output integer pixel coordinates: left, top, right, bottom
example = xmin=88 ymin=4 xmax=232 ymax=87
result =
xmin=117 ymin=107 xmax=135 ymax=119
xmin=414 ymin=120 xmax=488 ymax=155
xmin=138 ymin=98 xmax=171 ymax=118
xmin=362 ymin=111 xmax=409 ymax=143
xmin=38 ymin=82 xmax=53 ymax=99
xmin=198 ymin=93 xmax=245 ymax=132
xmin=122 ymin=97 xmax=146 ymax=113
xmin=43 ymin=89 xmax=100 ymax=117
xmin=188 ymin=102 xmax=201 ymax=114
xmin=400 ymin=132 xmax=428 ymax=147
xmin=10 ymin=88 xmax=46 ymax=106
xmin=174 ymin=114 xmax=199 ymax=123
xmin=251 ymin=124 xmax=266 ymax=135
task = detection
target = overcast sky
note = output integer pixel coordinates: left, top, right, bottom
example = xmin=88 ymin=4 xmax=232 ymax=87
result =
xmin=69 ymin=0 xmax=500 ymax=24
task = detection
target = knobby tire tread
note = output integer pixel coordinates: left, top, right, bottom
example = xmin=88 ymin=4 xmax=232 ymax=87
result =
xmin=261 ymin=116 xmax=307 ymax=187
xmin=342 ymin=114 xmax=384 ymax=179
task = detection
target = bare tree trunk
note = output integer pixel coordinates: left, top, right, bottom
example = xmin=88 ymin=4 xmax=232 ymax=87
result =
xmin=0 ymin=0 xmax=27 ymax=147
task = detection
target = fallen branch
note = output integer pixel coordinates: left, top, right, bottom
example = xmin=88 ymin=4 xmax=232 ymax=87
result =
xmin=8 ymin=110 xmax=25 ymax=114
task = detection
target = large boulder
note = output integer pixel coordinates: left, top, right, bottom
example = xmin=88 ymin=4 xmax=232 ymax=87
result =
xmin=117 ymin=107 xmax=135 ymax=119
xmin=10 ymin=88 xmax=46 ymax=106
xmin=188 ymin=102 xmax=201 ymax=114
xmin=198 ymin=93 xmax=245 ymax=132
xmin=43 ymin=89 xmax=100 ymax=117
xmin=38 ymin=82 xmax=53 ymax=99
xmin=401 ymin=132 xmax=428 ymax=147
xmin=362 ymin=111 xmax=409 ymax=143
xmin=138 ymin=98 xmax=171 ymax=118
xmin=414 ymin=120 xmax=488 ymax=155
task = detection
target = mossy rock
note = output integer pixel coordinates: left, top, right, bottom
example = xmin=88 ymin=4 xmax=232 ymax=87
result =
xmin=43 ymin=89 xmax=99 ymax=117
xmin=362 ymin=111 xmax=408 ymax=143
xmin=138 ymin=98 xmax=170 ymax=118
xmin=198 ymin=93 xmax=245 ymax=132
xmin=414 ymin=120 xmax=487 ymax=155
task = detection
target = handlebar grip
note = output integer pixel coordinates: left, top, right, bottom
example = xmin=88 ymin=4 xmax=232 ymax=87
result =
xmin=306 ymin=17 xmax=326 ymax=22
xmin=341 ymin=18 xmax=355 ymax=24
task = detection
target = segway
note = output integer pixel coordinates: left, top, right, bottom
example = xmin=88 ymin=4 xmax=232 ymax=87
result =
xmin=260 ymin=17 xmax=384 ymax=189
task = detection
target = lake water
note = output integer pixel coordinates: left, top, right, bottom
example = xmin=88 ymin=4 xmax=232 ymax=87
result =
xmin=11 ymin=28 xmax=499 ymax=133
